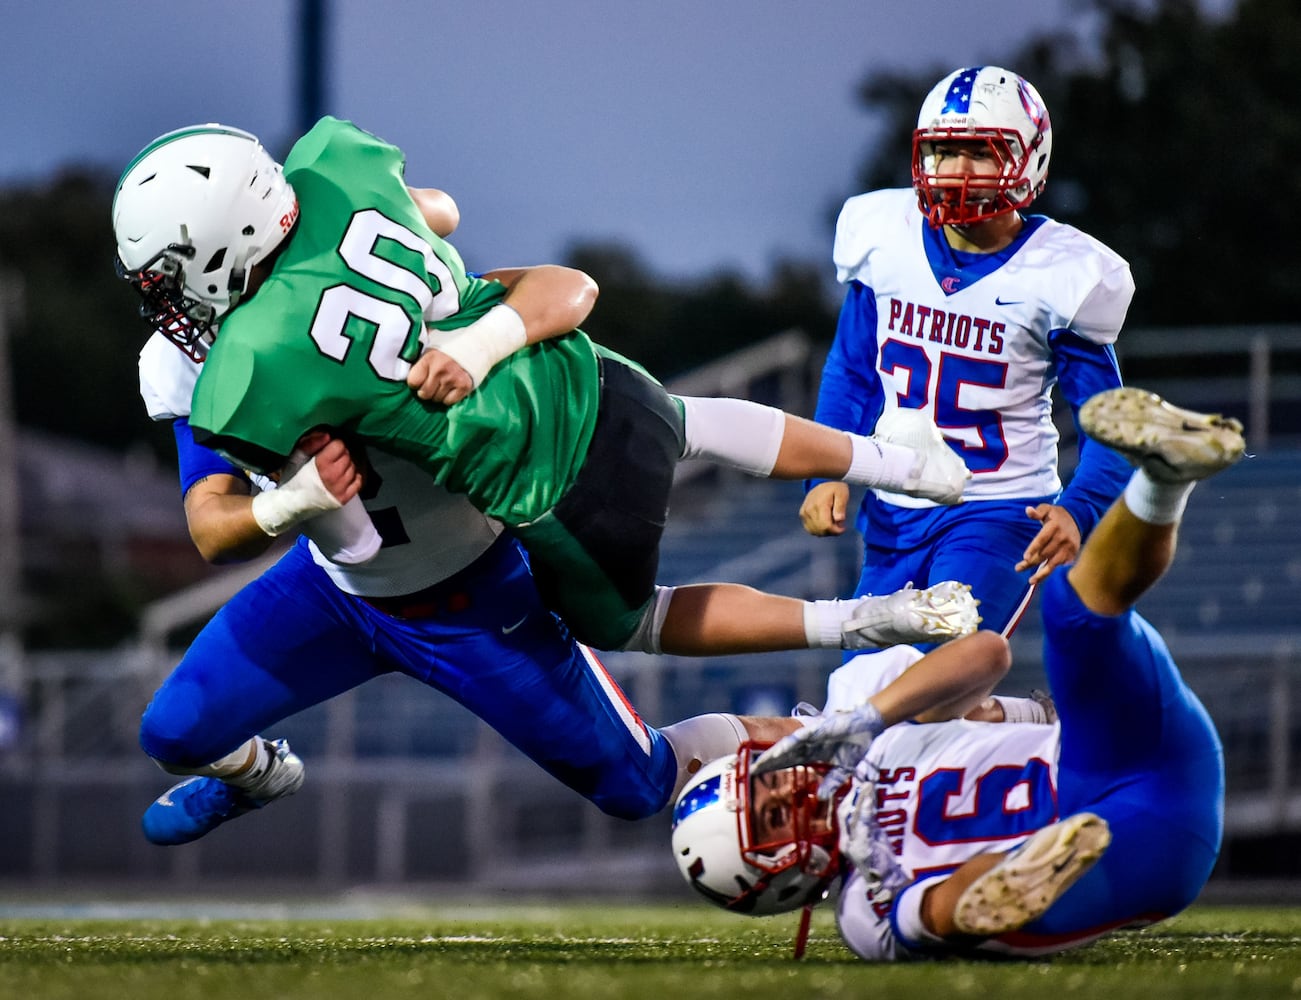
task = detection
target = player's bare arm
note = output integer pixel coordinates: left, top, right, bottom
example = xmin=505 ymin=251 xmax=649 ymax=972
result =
xmin=739 ymin=715 xmax=803 ymax=744
xmin=406 ymin=186 xmax=459 ymax=237
xmin=480 ymin=265 xmax=599 ymax=338
xmin=181 ymin=431 xmax=364 ymax=564
xmin=182 ymin=473 xmax=271 ymax=565
xmin=800 ymin=481 xmax=850 ymax=536
xmin=407 ymin=264 xmax=599 ymax=405
xmin=754 ymin=630 xmax=1007 ymax=792
xmin=1016 ymin=504 xmax=1082 ymax=584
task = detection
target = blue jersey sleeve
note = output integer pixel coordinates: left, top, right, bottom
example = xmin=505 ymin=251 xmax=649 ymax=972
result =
xmin=173 ymin=416 xmax=249 ymax=497
xmin=1049 ymin=329 xmax=1132 ymax=539
xmin=809 ymin=281 xmax=886 ymax=491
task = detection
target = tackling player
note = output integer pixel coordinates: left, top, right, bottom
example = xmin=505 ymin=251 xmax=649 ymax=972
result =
xmin=674 ymin=388 xmax=1241 ymax=960
xmin=802 ymin=66 xmax=1135 ymax=651
xmin=129 ymin=184 xmax=976 ymax=847
xmin=111 ymin=117 xmax=975 ymax=658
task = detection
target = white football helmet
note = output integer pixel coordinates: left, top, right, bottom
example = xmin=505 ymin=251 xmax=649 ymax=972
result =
xmin=912 ymin=66 xmax=1051 ymax=227
xmin=112 ymin=124 xmax=299 ymax=358
xmin=671 ymin=743 xmax=843 ymax=916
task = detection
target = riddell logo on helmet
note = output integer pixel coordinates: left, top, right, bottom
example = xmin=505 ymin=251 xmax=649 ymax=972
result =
xmin=279 ymin=201 xmax=301 ymax=234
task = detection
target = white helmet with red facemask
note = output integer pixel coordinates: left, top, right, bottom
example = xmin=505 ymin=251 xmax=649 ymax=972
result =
xmin=671 ymin=743 xmax=845 ymax=916
xmin=912 ymin=66 xmax=1052 ymax=228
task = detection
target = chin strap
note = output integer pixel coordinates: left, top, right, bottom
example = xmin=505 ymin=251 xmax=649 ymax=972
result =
xmin=793 ymin=904 xmax=815 ymax=960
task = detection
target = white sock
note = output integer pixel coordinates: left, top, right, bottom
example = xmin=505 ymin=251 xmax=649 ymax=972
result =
xmin=225 ymin=739 xmax=273 ymax=790
xmin=891 ymin=874 xmax=950 ymax=949
xmin=156 ymin=737 xmax=261 ymax=779
xmin=803 ymin=599 xmax=851 ymax=648
xmin=845 ymin=433 xmax=915 ymax=488
xmin=1123 ymin=469 xmax=1194 ymax=525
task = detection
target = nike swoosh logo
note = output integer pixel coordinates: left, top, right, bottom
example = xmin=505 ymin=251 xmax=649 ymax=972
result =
xmin=156 ymin=790 xmax=175 ymax=808
xmin=994 ymin=296 xmax=1023 ymax=306
xmin=501 ymin=614 xmax=529 ymax=635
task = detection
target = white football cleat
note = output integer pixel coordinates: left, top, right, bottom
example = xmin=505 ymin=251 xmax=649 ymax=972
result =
xmin=1079 ymin=387 xmax=1245 ymax=484
xmin=953 ymin=812 xmax=1111 ymax=937
xmin=874 ymin=408 xmax=970 ymax=504
xmin=841 ymin=580 xmax=981 ymax=649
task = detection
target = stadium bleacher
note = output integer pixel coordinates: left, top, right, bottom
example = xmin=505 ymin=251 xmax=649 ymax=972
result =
xmin=4 ymin=331 xmax=1298 ymax=888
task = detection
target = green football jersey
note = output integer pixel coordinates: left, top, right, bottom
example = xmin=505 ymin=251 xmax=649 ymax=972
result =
xmin=190 ymin=116 xmax=601 ymax=525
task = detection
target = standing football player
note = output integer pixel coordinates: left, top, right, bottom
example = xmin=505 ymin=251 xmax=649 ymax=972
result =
xmin=802 ymin=66 xmax=1135 ymax=650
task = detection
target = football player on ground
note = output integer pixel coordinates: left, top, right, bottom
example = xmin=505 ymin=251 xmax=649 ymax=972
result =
xmin=675 ymin=388 xmax=1242 ymax=960
xmin=802 ymin=66 xmax=1135 ymax=654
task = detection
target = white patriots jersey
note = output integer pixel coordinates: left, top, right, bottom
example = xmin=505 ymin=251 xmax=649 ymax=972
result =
xmin=138 ymin=333 xmax=503 ymax=597
xmin=834 ymin=720 xmax=1061 ymax=960
xmin=824 ymin=647 xmax=925 ymax=713
xmin=834 ymin=188 xmax=1133 ymax=507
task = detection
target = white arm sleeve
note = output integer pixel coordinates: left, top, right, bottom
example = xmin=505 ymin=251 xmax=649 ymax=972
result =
xmin=836 ymin=871 xmax=906 ymax=962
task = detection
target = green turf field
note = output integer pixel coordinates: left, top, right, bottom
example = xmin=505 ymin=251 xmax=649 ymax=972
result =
xmin=1 ymin=902 xmax=1299 ymax=999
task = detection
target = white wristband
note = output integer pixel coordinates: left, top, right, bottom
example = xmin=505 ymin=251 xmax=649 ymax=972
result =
xmin=434 ymin=303 xmax=527 ymax=387
xmin=250 ymin=453 xmax=343 ymax=536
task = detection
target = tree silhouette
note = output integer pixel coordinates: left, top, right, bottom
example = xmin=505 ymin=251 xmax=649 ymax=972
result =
xmin=846 ymin=0 xmax=1301 ymax=327
xmin=2 ymin=0 xmax=1295 ymax=459
xmin=0 ymin=170 xmax=166 ymax=454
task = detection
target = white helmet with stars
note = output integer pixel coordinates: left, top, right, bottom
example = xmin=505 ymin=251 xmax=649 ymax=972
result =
xmin=671 ymin=744 xmax=843 ymax=916
xmin=112 ymin=124 xmax=299 ymax=358
xmin=912 ymin=66 xmax=1052 ymax=227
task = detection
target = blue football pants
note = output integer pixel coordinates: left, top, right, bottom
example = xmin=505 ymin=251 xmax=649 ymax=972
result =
xmin=139 ymin=537 xmax=677 ymax=820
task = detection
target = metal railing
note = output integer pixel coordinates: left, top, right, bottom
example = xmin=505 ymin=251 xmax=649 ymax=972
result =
xmin=2 ymin=324 xmax=1300 ymax=889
